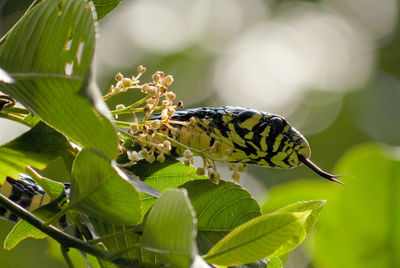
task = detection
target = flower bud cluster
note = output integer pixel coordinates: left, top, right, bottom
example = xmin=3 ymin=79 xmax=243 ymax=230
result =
xmin=105 ymin=66 xmax=247 ymax=184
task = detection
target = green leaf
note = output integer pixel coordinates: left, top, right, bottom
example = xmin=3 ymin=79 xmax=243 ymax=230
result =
xmin=92 ymin=0 xmax=123 ymax=20
xmin=272 ymin=200 xmax=325 ymax=255
xmin=0 ymin=122 xmax=71 ymax=184
xmin=0 ymin=0 xmax=118 ymax=159
xmin=228 ymin=257 xmax=282 ymax=268
xmin=70 ymin=149 xmax=142 ymax=225
xmin=312 ymin=144 xmax=400 ymax=268
xmin=266 ymin=257 xmax=283 ymax=268
xmin=4 ymin=200 xmax=60 ymax=250
xmin=203 ymin=211 xmax=311 ymax=266
xmin=89 ymin=218 xmax=143 ymax=261
xmin=182 ymin=180 xmax=261 ymax=231
xmin=131 ymin=158 xmax=208 ymax=214
xmin=25 ymin=168 xmax=65 ymax=199
xmin=141 ymin=189 xmax=197 ymax=268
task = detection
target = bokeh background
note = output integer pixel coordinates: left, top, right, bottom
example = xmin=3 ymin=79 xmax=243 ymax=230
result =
xmin=0 ymin=0 xmax=399 ymax=267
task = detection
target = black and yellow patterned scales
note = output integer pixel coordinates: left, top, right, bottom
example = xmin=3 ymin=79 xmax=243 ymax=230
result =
xmin=154 ymin=106 xmax=343 ymax=184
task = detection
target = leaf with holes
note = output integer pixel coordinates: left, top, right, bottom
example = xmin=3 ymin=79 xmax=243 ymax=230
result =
xmin=0 ymin=0 xmax=118 ymax=159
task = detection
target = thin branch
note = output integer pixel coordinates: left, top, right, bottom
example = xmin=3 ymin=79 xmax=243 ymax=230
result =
xmin=0 ymin=193 xmax=156 ymax=267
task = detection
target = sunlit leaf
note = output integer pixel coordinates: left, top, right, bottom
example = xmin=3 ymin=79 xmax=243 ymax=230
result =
xmin=70 ymin=149 xmax=142 ymax=225
xmin=274 ymin=200 xmax=325 ymax=254
xmin=0 ymin=0 xmax=118 ymax=159
xmin=203 ymin=211 xmax=311 ymax=266
xmin=141 ymin=189 xmax=197 ymax=268
xmin=182 ymin=180 xmax=261 ymax=231
xmin=266 ymin=257 xmax=283 ymax=268
xmin=0 ymin=122 xmax=71 ymax=184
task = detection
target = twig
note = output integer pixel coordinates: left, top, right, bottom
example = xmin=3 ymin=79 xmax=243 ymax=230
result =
xmin=0 ymin=193 xmax=156 ymax=267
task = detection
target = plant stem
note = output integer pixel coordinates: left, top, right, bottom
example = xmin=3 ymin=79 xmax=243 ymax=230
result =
xmin=110 ymin=96 xmax=151 ymax=115
xmin=0 ymin=193 xmax=155 ymax=267
xmin=0 ymin=112 xmax=33 ymax=127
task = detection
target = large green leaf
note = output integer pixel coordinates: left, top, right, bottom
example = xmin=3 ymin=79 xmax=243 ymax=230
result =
xmin=92 ymin=0 xmax=123 ymax=20
xmin=203 ymin=211 xmax=311 ymax=266
xmin=0 ymin=0 xmax=118 ymax=159
xmin=182 ymin=180 xmax=261 ymax=231
xmin=141 ymin=189 xmax=197 ymax=268
xmin=0 ymin=122 xmax=71 ymax=184
xmin=70 ymin=149 xmax=142 ymax=225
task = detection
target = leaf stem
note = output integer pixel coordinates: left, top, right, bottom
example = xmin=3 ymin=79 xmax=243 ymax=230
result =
xmin=0 ymin=112 xmax=34 ymax=127
xmin=110 ymin=96 xmax=153 ymax=115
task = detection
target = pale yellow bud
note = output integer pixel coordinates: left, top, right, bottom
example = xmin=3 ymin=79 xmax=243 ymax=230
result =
xmin=147 ymin=86 xmax=157 ymax=96
xmin=196 ymin=167 xmax=205 ymax=176
xmin=116 ymin=104 xmax=126 ymax=110
xmin=162 ymin=100 xmax=171 ymax=107
xmin=129 ymin=123 xmax=140 ymax=134
xmin=183 ymin=149 xmax=193 ymax=159
xmin=144 ymin=104 xmax=152 ymax=113
xmin=238 ymin=164 xmax=247 ymax=172
xmin=147 ymin=154 xmax=156 ymax=163
xmin=141 ymin=84 xmax=149 ymax=93
xmin=167 ymin=108 xmax=176 ymax=117
xmin=157 ymin=153 xmax=166 ymax=163
xmin=121 ymin=78 xmax=132 ymax=88
xmin=150 ymin=120 xmax=161 ymax=129
xmin=232 ymin=171 xmax=240 ymax=182
xmin=140 ymin=149 xmax=149 ymax=158
xmin=163 ymin=75 xmax=174 ymax=86
xmin=152 ymin=73 xmax=162 ymax=83
xmin=138 ymin=65 xmax=146 ymax=73
xmin=166 ymin=92 xmax=176 ymax=100
xmin=163 ymin=140 xmax=172 ymax=151
xmin=115 ymin=72 xmax=123 ymax=81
